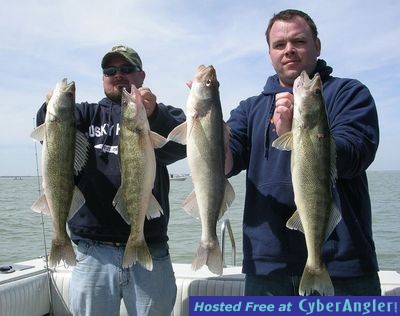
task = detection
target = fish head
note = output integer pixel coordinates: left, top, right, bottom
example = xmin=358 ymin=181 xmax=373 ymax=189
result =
xmin=47 ymin=79 xmax=75 ymax=119
xmin=189 ymin=65 xmax=220 ymax=114
xmin=121 ymin=84 xmax=149 ymax=131
xmin=293 ymin=71 xmax=324 ymax=124
xmin=293 ymin=70 xmax=310 ymax=94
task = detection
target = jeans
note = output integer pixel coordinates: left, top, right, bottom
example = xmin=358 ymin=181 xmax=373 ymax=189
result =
xmin=245 ymin=272 xmax=382 ymax=296
xmin=69 ymin=240 xmax=177 ymax=316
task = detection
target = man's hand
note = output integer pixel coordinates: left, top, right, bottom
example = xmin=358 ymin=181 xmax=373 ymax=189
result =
xmin=272 ymin=92 xmax=294 ymax=136
xmin=139 ymin=87 xmax=157 ymax=117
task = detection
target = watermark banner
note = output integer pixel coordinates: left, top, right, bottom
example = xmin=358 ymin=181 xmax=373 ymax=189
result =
xmin=189 ymin=296 xmax=399 ymax=316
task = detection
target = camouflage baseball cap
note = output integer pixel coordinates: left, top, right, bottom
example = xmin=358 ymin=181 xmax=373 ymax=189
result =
xmin=101 ymin=45 xmax=143 ymax=70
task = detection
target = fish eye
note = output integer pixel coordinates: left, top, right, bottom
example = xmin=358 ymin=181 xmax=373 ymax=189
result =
xmin=206 ymin=79 xmax=212 ymax=87
xmin=314 ymin=89 xmax=321 ymax=96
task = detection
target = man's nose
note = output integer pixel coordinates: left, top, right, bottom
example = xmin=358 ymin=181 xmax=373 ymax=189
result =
xmin=284 ymin=43 xmax=296 ymax=56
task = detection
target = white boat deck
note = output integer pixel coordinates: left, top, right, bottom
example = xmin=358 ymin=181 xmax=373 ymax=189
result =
xmin=0 ymin=258 xmax=399 ymax=316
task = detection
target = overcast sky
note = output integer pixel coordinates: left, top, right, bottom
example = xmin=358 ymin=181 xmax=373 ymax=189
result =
xmin=1 ymin=0 xmax=399 ymax=175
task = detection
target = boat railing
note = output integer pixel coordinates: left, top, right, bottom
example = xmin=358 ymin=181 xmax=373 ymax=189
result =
xmin=220 ymin=218 xmax=236 ymax=266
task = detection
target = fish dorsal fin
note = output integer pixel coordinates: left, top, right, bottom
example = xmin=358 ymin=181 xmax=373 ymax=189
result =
xmin=146 ymin=194 xmax=164 ymax=220
xmin=30 ymin=124 xmax=46 ymax=142
xmin=182 ymin=190 xmax=200 ymax=219
xmin=272 ymin=131 xmax=293 ymax=151
xmin=286 ymin=210 xmax=304 ymax=233
xmin=150 ymin=131 xmax=168 ymax=149
xmin=113 ymin=187 xmax=130 ymax=224
xmin=167 ymin=122 xmax=187 ymax=145
xmin=74 ymin=130 xmax=89 ymax=175
xmin=31 ymin=194 xmax=51 ymax=216
xmin=67 ymin=186 xmax=86 ymax=221
xmin=218 ymin=179 xmax=235 ymax=220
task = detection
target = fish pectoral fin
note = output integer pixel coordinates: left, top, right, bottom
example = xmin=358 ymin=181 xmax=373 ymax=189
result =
xmin=272 ymin=132 xmax=293 ymax=151
xmin=146 ymin=194 xmax=164 ymax=219
xmin=30 ymin=124 xmax=46 ymax=142
xmin=286 ymin=210 xmax=304 ymax=233
xmin=218 ymin=180 xmax=235 ymax=220
xmin=31 ymin=194 xmax=51 ymax=216
xmin=150 ymin=131 xmax=168 ymax=149
xmin=166 ymin=122 xmax=187 ymax=145
xmin=324 ymin=202 xmax=342 ymax=241
xmin=68 ymin=186 xmax=85 ymax=221
xmin=74 ymin=131 xmax=90 ymax=175
xmin=113 ymin=187 xmax=131 ymax=224
xmin=182 ymin=190 xmax=200 ymax=219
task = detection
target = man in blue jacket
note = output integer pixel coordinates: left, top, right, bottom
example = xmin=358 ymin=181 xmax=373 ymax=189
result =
xmin=37 ymin=45 xmax=186 ymax=315
xmin=225 ymin=10 xmax=380 ymax=295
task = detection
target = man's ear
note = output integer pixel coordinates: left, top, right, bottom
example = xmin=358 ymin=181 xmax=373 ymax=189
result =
xmin=315 ymin=37 xmax=321 ymax=57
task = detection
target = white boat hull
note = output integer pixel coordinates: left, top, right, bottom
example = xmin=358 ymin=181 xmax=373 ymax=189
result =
xmin=0 ymin=258 xmax=399 ymax=316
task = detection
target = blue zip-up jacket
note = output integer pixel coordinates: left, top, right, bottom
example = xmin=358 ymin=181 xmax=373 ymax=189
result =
xmin=227 ymin=60 xmax=380 ymax=278
xmin=37 ymin=97 xmax=186 ymax=245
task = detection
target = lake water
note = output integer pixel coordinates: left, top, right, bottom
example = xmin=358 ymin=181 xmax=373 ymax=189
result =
xmin=0 ymin=171 xmax=399 ymax=271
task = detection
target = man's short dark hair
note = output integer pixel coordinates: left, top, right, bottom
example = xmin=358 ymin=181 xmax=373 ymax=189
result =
xmin=265 ymin=9 xmax=318 ymax=46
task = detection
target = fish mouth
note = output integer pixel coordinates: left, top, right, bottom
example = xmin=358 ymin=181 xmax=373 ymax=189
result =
xmin=196 ymin=65 xmax=218 ymax=87
xmin=122 ymin=84 xmax=139 ymax=98
xmin=122 ymin=85 xmax=143 ymax=110
xmin=197 ymin=64 xmax=214 ymax=73
xmin=121 ymin=86 xmax=136 ymax=108
xmin=122 ymin=86 xmax=131 ymax=94
xmin=59 ymin=78 xmax=75 ymax=94
xmin=305 ymin=72 xmax=322 ymax=92
xmin=293 ymin=71 xmax=321 ymax=93
xmin=293 ymin=71 xmax=309 ymax=92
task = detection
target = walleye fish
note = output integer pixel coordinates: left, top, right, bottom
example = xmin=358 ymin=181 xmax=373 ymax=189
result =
xmin=113 ymin=85 xmax=167 ymax=270
xmin=31 ymin=79 xmax=88 ymax=267
xmin=272 ymin=71 xmax=341 ymax=296
xmin=167 ymin=65 xmax=235 ymax=275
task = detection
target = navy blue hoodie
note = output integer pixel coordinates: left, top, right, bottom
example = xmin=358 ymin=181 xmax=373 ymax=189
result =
xmin=37 ymin=97 xmax=186 ymax=245
xmin=227 ymin=60 xmax=380 ymax=278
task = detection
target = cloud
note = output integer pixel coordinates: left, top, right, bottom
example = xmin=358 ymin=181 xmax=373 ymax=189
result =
xmin=1 ymin=0 xmax=399 ymax=174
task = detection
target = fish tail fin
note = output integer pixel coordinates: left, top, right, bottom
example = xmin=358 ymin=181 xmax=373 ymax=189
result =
xmin=191 ymin=244 xmax=208 ymax=271
xmin=207 ymin=242 xmax=223 ymax=275
xmin=123 ymin=238 xmax=153 ymax=271
xmin=299 ymin=263 xmax=334 ymax=296
xmin=49 ymin=239 xmax=76 ymax=267
xmin=192 ymin=241 xmax=223 ymax=275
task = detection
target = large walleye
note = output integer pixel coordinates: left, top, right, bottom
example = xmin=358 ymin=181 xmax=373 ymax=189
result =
xmin=167 ymin=65 xmax=235 ymax=275
xmin=272 ymin=71 xmax=341 ymax=296
xmin=30 ymin=79 xmax=88 ymax=267
xmin=113 ymin=85 xmax=167 ymax=270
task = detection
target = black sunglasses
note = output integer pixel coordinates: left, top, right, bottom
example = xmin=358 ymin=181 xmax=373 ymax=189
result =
xmin=103 ymin=65 xmax=141 ymax=76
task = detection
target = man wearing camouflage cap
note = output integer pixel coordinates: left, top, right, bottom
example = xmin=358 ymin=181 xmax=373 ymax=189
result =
xmin=37 ymin=45 xmax=186 ymax=315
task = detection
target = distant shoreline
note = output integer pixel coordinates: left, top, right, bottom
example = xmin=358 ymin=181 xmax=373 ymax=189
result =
xmin=2 ymin=170 xmax=400 ymax=178
xmin=0 ymin=176 xmax=39 ymax=178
